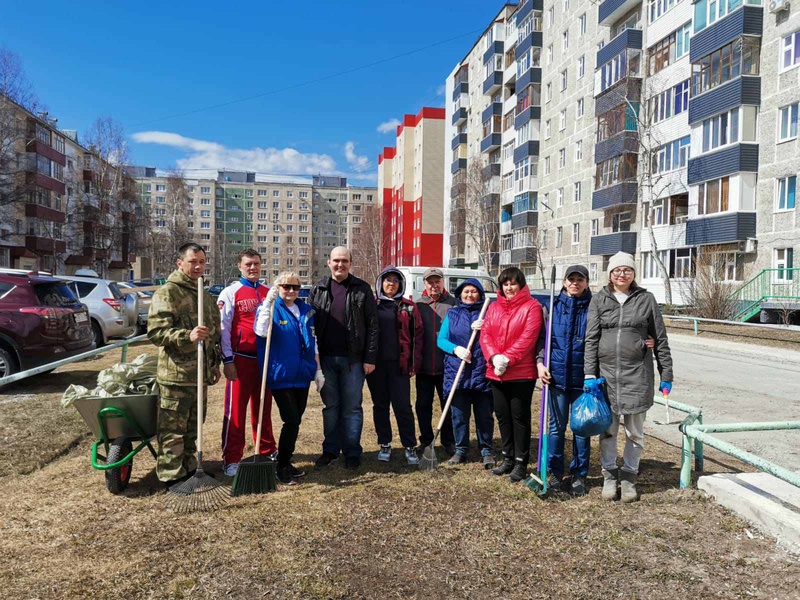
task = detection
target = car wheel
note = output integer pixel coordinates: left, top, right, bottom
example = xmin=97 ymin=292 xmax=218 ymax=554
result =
xmin=0 ymin=347 xmax=17 ymax=379
xmin=92 ymin=321 xmax=106 ymax=348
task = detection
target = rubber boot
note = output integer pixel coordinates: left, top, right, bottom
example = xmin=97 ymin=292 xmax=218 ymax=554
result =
xmin=620 ymin=470 xmax=638 ymax=503
xmin=601 ymin=468 xmax=618 ymax=501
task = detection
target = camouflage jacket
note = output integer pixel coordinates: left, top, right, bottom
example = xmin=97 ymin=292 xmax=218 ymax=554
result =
xmin=147 ymin=269 xmax=221 ymax=386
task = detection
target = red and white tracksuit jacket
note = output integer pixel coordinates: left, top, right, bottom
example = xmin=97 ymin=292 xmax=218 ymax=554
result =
xmin=218 ymin=278 xmax=276 ymax=463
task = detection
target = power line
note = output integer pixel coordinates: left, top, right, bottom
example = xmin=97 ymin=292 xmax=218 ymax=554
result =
xmin=130 ymin=28 xmax=483 ymax=129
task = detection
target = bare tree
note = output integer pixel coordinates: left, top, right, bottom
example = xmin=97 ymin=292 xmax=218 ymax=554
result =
xmin=0 ymin=47 xmax=41 ymax=112
xmin=683 ymin=245 xmax=744 ymax=320
xmin=459 ymin=157 xmax=500 ymax=276
xmin=151 ymin=171 xmax=191 ymax=277
xmin=351 ymin=204 xmax=384 ymax=284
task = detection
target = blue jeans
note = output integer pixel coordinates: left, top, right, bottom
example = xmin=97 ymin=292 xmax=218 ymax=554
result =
xmin=548 ymin=387 xmax=591 ymax=478
xmin=320 ymin=356 xmax=365 ymax=458
xmin=451 ymin=389 xmax=495 ymax=457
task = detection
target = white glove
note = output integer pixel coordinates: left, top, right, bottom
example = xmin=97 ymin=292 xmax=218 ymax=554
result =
xmin=470 ymin=318 xmax=484 ymax=331
xmin=253 ymin=303 xmax=271 ymax=337
xmin=492 ymin=354 xmax=509 ymax=376
xmin=454 ymin=346 xmax=471 ymax=363
xmin=266 ymin=285 xmax=279 ymax=305
xmin=314 ymin=369 xmax=325 ymax=392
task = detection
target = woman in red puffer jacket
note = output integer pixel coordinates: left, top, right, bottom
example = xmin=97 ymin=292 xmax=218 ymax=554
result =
xmin=481 ymin=267 xmax=543 ymax=483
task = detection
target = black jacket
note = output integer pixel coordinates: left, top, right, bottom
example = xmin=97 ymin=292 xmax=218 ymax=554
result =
xmin=310 ymin=274 xmax=379 ymax=366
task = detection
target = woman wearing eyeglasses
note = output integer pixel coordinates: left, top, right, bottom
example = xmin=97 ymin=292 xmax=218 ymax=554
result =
xmin=584 ymin=252 xmax=673 ymax=503
xmin=254 ymin=272 xmax=324 ymax=485
xmin=366 ymin=266 xmax=423 ymax=465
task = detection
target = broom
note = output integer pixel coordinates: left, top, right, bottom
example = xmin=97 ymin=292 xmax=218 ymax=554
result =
xmin=524 ymin=264 xmax=556 ymax=496
xmin=231 ymin=289 xmax=277 ymax=496
xmin=419 ymin=297 xmax=490 ymax=471
xmin=167 ymin=276 xmax=230 ymax=513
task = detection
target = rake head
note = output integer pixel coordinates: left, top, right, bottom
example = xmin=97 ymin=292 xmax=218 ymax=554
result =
xmin=418 ymin=443 xmax=439 ymax=471
xmin=166 ymin=470 xmax=230 ymax=513
xmin=231 ymin=455 xmax=277 ymax=496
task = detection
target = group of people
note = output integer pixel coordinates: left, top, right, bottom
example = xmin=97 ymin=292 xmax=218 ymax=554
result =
xmin=147 ymin=243 xmax=672 ymax=501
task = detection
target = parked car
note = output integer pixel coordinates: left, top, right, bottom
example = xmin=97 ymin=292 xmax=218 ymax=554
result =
xmin=0 ymin=271 xmax=95 ymax=379
xmin=117 ymin=282 xmax=152 ymax=335
xmin=207 ymin=284 xmax=225 ymax=298
xmin=56 ymin=275 xmax=138 ymax=347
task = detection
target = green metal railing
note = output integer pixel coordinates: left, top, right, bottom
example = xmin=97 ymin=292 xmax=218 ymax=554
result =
xmin=728 ymin=268 xmax=800 ymax=321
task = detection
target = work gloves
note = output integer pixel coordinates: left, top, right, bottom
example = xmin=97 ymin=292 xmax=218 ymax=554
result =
xmin=470 ymin=318 xmax=484 ymax=331
xmin=454 ymin=346 xmax=472 ymax=363
xmin=266 ymin=285 xmax=279 ymax=305
xmin=491 ymin=354 xmax=509 ymax=376
xmin=315 ymin=369 xmax=326 ymax=393
xmin=660 ymin=381 xmax=672 ymax=395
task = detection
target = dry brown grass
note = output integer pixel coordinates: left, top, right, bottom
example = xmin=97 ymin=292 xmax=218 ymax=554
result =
xmin=0 ymin=342 xmax=798 ymax=599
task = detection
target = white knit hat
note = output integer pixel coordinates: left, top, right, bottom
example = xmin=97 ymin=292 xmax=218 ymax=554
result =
xmin=607 ymin=252 xmax=636 ymax=277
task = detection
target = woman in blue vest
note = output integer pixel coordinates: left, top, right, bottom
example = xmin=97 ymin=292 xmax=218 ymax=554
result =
xmin=254 ymin=271 xmax=324 ymax=485
xmin=437 ymin=279 xmax=495 ymax=468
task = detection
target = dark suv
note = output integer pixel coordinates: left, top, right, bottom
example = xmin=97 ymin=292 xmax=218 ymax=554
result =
xmin=0 ymin=272 xmax=95 ymax=379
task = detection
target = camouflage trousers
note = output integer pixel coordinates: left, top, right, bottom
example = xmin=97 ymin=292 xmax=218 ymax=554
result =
xmin=156 ymin=383 xmax=208 ymax=482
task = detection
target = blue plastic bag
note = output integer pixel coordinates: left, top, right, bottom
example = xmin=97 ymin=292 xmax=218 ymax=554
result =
xmin=570 ymin=377 xmax=613 ymax=437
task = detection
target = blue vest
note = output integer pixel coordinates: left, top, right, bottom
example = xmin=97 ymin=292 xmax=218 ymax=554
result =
xmin=443 ymin=302 xmax=490 ymax=394
xmin=257 ymin=298 xmax=317 ymax=390
xmin=548 ymin=290 xmax=591 ymax=392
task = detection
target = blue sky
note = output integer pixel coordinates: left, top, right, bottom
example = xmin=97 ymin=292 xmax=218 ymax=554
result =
xmin=2 ymin=1 xmax=502 ymax=182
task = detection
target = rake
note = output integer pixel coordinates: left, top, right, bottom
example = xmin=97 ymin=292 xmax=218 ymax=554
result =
xmin=419 ymin=298 xmax=490 ymax=471
xmin=167 ymin=276 xmax=230 ymax=513
xmin=231 ymin=291 xmax=277 ymax=496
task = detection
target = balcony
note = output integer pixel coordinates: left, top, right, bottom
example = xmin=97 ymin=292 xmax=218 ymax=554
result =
xmin=639 ymin=222 xmax=688 ymax=252
xmin=513 ymin=141 xmax=540 ymax=163
xmin=481 ymin=133 xmax=502 ymax=153
xmin=452 ymin=81 xmax=469 ymax=101
xmin=483 ymin=72 xmax=503 ymax=95
xmin=483 ymin=41 xmax=504 ymax=63
xmin=516 ymin=67 xmax=542 ymax=90
xmin=483 ymin=193 xmax=500 ymax=210
xmin=452 ymin=107 xmax=468 ymax=126
xmin=25 ymin=203 xmax=66 ymax=223
xmin=687 ymin=144 xmax=759 ymax=185
xmin=595 ymin=77 xmax=642 ymax=113
xmin=500 ymin=220 xmax=512 ymax=236
xmin=481 ymin=102 xmax=503 ymax=123
xmin=592 ymin=181 xmax=638 ymax=210
xmin=595 ymin=131 xmax=639 ymax=165
xmin=450 ymin=181 xmax=466 ymax=198
xmin=597 ymin=29 xmax=642 ymax=68
xmin=481 ymin=163 xmax=501 ymax=179
xmin=25 ymin=172 xmax=66 ymax=195
xmin=688 ymin=76 xmax=761 ymax=125
xmin=511 ymin=246 xmax=537 ymax=263
xmin=451 ymin=133 xmax=468 ymax=150
xmin=598 ymin=0 xmax=642 ymax=27
xmin=515 ymin=105 xmax=541 ymax=129
xmin=515 ymin=31 xmax=544 ymax=61
xmin=590 ymin=231 xmax=637 ymax=255
xmin=690 ymin=6 xmax=763 ymax=62
xmin=25 ymin=140 xmax=66 ymax=166
xmin=451 ymin=158 xmax=467 ymax=174
xmin=500 ymin=249 xmax=512 ymax=265
xmin=685 ymin=212 xmax=756 ymax=246
xmin=512 ymin=210 xmax=538 ymax=229
xmin=25 ymin=236 xmax=66 ymax=254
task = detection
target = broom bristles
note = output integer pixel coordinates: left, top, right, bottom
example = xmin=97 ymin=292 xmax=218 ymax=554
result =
xmin=418 ymin=444 xmax=439 ymax=471
xmin=167 ymin=472 xmax=229 ymax=513
xmin=231 ymin=459 xmax=277 ymax=496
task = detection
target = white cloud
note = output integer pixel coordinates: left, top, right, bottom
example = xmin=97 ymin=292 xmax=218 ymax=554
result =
xmin=344 ymin=141 xmax=370 ymax=173
xmin=132 ymin=130 xmax=337 ymax=176
xmin=435 ymin=84 xmax=446 ymax=96
xmin=376 ymin=118 xmax=401 ymax=134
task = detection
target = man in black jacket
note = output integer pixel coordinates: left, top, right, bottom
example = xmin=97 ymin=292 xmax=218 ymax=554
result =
xmin=309 ymin=246 xmax=379 ymax=469
xmin=414 ymin=268 xmax=457 ymax=455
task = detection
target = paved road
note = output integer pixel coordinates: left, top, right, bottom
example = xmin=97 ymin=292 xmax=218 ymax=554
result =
xmin=645 ymin=333 xmax=800 ymax=471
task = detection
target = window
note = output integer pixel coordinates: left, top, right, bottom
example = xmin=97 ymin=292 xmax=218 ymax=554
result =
xmin=591 ymin=218 xmax=599 ymax=236
xmin=574 ymin=180 xmax=582 ymax=203
xmin=560 ymin=69 xmax=568 ymax=91
xmin=572 ymin=223 xmax=580 ymax=245
xmin=577 ymin=98 xmax=585 ymax=117
xmin=559 ymin=148 xmax=566 ymax=169
xmin=692 ymin=37 xmax=761 ymax=96
xmin=782 ymin=31 xmax=800 ymax=71
xmin=156 ymin=196 xmax=165 ymax=204
xmin=201 ymin=187 xmax=210 ymax=194
xmin=579 ymin=13 xmax=587 ymax=34
xmin=697 ymin=177 xmax=730 ymax=215
xmin=612 ymin=211 xmax=632 ymax=232
xmin=546 ymin=82 xmax=552 ymax=103
xmin=558 ymin=110 xmax=566 ymax=131
xmin=701 ymin=109 xmax=744 ymax=153
xmin=575 ymin=141 xmax=583 ymax=161
xmin=778 ymin=103 xmax=799 ymax=142
xmin=776 ymin=176 xmax=797 ymax=211
xmin=651 ymin=79 xmax=690 ymax=123
xmin=201 ymin=198 xmax=210 ymax=205
xmin=155 ymin=184 xmax=166 ymax=191
xmin=562 ymin=30 xmax=569 ymax=51
xmin=143 ymin=184 xmax=151 ymax=192
xmin=598 ymin=49 xmax=642 ymax=92
xmin=595 ymin=154 xmax=638 ymax=189
xmin=557 ymin=188 xmax=564 ymax=207
xmin=597 ymin=103 xmax=639 ymax=143
xmin=650 ymin=0 xmax=681 ymax=22
xmin=648 ymin=23 xmax=691 ymax=76
xmin=556 ymin=226 xmax=563 ymax=247
xmin=547 ymin=7 xmax=554 ymax=27
xmin=578 ymin=56 xmax=585 ymax=79
xmin=544 ymin=120 xmax=552 ymax=139
xmin=544 ymin=156 xmax=551 ymax=175
xmin=273 ymin=190 xmax=280 ymax=197
xmin=713 ymin=252 xmax=743 ymax=282
xmin=258 ymin=189 xmax=267 ymax=196
xmin=653 ymin=136 xmax=691 ymax=173
xmin=775 ymin=248 xmax=794 ymax=281
xmin=200 ymin=222 xmax=210 ymax=229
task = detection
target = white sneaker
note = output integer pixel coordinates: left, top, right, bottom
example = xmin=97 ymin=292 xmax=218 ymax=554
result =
xmin=405 ymin=447 xmax=420 ymax=465
xmin=378 ymin=444 xmax=392 ymax=462
xmin=223 ymin=463 xmax=238 ymax=477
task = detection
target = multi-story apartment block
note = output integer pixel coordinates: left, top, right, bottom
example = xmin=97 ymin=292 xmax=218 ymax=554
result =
xmin=377 ymin=107 xmax=445 ymax=266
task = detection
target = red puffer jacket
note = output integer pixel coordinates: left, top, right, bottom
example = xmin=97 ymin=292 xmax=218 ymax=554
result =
xmin=481 ymin=285 xmax=543 ymax=382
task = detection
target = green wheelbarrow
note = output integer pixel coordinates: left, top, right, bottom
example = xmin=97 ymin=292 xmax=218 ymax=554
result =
xmin=73 ymin=394 xmax=159 ymax=494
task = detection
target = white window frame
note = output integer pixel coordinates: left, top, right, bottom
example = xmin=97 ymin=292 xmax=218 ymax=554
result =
xmin=590 ymin=218 xmax=599 ymax=236
xmin=781 ymin=30 xmax=800 ymax=72
xmin=778 ymin=103 xmax=799 ymax=143
xmin=775 ymin=175 xmax=797 ymax=211
xmin=774 ymin=248 xmax=794 ymax=282
xmin=572 ymin=223 xmax=580 ymax=245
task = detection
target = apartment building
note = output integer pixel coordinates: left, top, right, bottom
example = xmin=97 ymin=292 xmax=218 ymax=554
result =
xmin=377 ymin=107 xmax=446 ymax=266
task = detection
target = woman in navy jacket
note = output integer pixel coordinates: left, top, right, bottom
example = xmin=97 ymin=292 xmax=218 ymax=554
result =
xmin=254 ymin=271 xmax=323 ymax=485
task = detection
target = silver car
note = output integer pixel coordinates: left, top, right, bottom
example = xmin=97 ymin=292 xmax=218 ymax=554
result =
xmin=57 ymin=275 xmax=138 ymax=346
xmin=117 ymin=282 xmax=151 ymax=335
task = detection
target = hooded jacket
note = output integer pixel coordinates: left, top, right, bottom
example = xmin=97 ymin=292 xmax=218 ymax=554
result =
xmin=481 ymin=284 xmax=543 ymax=382
xmin=584 ymin=285 xmax=673 ymax=415
xmin=416 ymin=289 xmax=457 ymax=376
xmin=536 ymin=288 xmax=592 ymax=392
xmin=374 ymin=266 xmax=423 ymax=375
xmin=147 ymin=269 xmax=221 ymax=386
xmin=437 ymin=278 xmax=490 ymax=394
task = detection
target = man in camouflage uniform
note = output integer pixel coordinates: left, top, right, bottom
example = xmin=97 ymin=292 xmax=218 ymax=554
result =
xmin=147 ymin=242 xmax=222 ymax=484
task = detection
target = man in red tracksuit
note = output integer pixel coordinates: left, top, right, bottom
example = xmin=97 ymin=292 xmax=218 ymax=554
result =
xmin=218 ymin=249 xmax=277 ymax=477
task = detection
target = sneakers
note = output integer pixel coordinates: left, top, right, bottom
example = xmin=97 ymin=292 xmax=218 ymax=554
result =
xmin=405 ymin=447 xmax=420 ymax=465
xmin=602 ymin=468 xmax=619 ymax=501
xmin=508 ymin=462 xmax=528 ymax=483
xmin=345 ymin=456 xmax=361 ymax=469
xmin=288 ymin=464 xmax=306 ymax=479
xmin=276 ymin=466 xmax=298 ymax=486
xmin=547 ymin=474 xmax=563 ymax=492
xmin=222 ymin=463 xmax=238 ymax=477
xmin=448 ymin=452 xmax=467 ymax=465
xmin=620 ymin=471 xmax=638 ymax=503
xmin=378 ymin=444 xmax=392 ymax=462
xmin=571 ymin=476 xmax=587 ymax=496
xmin=481 ymin=454 xmax=496 ymax=469
xmin=315 ymin=452 xmax=339 ymax=467
xmin=491 ymin=457 xmax=515 ymax=476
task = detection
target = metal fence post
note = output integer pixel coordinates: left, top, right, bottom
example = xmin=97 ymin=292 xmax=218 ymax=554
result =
xmin=680 ymin=432 xmax=693 ymax=489
xmin=694 ymin=412 xmax=704 ymax=472
xmin=121 ymin=342 xmax=129 ymax=364
xmin=693 ymin=318 xmax=698 ymax=336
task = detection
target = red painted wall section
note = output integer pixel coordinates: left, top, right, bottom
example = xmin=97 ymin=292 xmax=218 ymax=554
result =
xmin=419 ymin=233 xmax=443 ymax=267
xmin=415 ymin=107 xmax=446 ymax=123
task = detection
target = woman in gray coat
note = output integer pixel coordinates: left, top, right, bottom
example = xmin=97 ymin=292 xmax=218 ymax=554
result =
xmin=584 ymin=252 xmax=673 ymax=503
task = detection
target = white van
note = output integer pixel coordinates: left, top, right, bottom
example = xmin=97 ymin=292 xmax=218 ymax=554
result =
xmin=396 ymin=267 xmax=498 ymax=300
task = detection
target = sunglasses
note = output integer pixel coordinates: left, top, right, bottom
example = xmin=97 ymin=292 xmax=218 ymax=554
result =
xmin=279 ymin=284 xmax=301 ymax=291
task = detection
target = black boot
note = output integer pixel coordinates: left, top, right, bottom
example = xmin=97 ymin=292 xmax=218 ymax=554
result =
xmin=491 ymin=457 xmax=514 ymax=476
xmin=508 ymin=462 xmax=528 ymax=483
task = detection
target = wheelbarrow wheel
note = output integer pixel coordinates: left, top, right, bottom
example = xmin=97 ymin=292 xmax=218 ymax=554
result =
xmin=105 ymin=437 xmax=133 ymax=494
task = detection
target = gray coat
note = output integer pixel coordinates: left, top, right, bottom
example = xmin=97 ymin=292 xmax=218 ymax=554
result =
xmin=584 ymin=285 xmax=673 ymax=415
